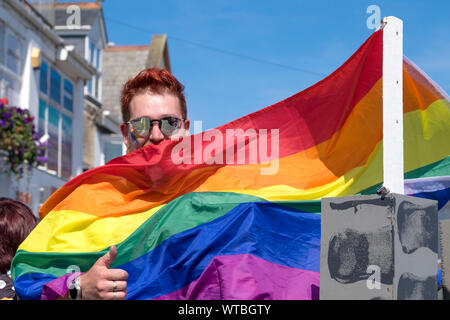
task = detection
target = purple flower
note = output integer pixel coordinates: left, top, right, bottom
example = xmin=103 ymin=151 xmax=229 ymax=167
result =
xmin=3 ymin=112 xmax=11 ymax=119
xmin=0 ymin=119 xmax=6 ymax=127
xmin=18 ymin=149 xmax=24 ymax=157
xmin=28 ymin=165 xmax=33 ymax=172
xmin=33 ymin=132 xmax=40 ymax=140
xmin=37 ymin=156 xmax=48 ymax=163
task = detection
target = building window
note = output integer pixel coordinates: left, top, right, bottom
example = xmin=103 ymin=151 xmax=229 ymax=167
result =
xmin=86 ymin=42 xmax=102 ymax=100
xmin=101 ymin=134 xmax=125 ymax=164
xmin=95 ymin=74 xmax=100 ymax=100
xmin=96 ymin=48 xmax=101 ymax=70
xmin=47 ymin=104 xmax=59 ymax=173
xmin=50 ymin=67 xmax=61 ymax=104
xmin=61 ymin=114 xmax=72 ymax=179
xmin=90 ymin=42 xmax=95 ymax=66
xmin=95 ymin=47 xmax=101 ymax=100
xmin=0 ymin=25 xmax=22 ymax=106
xmin=40 ymin=61 xmax=48 ymax=94
xmin=63 ymin=79 xmax=73 ymax=112
xmin=86 ymin=42 xmax=95 ymax=96
xmin=38 ymin=60 xmax=74 ymax=180
xmin=0 ymin=23 xmax=4 ymax=66
xmin=87 ymin=78 xmax=92 ymax=95
xmin=6 ymin=33 xmax=21 ymax=74
xmin=38 ymin=98 xmax=46 ymax=138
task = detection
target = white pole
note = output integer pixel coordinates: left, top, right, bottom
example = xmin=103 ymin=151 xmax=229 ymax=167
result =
xmin=382 ymin=16 xmax=404 ymax=194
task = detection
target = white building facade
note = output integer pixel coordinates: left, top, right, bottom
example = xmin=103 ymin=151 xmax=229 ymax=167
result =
xmin=50 ymin=1 xmax=123 ymax=171
xmin=0 ymin=0 xmax=96 ymax=217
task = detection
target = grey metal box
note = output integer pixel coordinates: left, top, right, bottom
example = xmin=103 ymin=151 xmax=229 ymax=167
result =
xmin=320 ymin=193 xmax=438 ymax=300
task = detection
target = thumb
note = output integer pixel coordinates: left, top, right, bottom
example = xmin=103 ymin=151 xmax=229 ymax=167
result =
xmin=96 ymin=245 xmax=117 ymax=268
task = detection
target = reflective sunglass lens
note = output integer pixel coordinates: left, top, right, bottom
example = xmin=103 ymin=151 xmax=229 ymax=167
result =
xmin=130 ymin=117 xmax=182 ymax=136
xmin=131 ymin=118 xmax=151 ymax=136
xmin=160 ymin=118 xmax=181 ymax=135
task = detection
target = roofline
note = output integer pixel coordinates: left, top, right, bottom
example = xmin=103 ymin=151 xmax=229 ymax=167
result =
xmin=5 ymin=0 xmax=96 ymax=80
xmin=22 ymin=0 xmax=53 ymax=29
xmin=6 ymin=0 xmax=65 ymax=47
xmin=51 ymin=1 xmax=109 ymax=46
xmin=52 ymin=2 xmax=103 ymax=10
xmin=98 ymin=2 xmax=109 ymax=44
xmin=104 ymin=45 xmax=150 ymax=52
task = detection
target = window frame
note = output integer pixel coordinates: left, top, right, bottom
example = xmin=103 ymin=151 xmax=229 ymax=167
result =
xmin=86 ymin=41 xmax=102 ymax=100
xmin=87 ymin=42 xmax=96 ymax=97
xmin=0 ymin=25 xmax=23 ymax=106
xmin=100 ymin=134 xmax=125 ymax=165
xmin=6 ymin=31 xmax=22 ymax=75
xmin=38 ymin=59 xmax=74 ymax=179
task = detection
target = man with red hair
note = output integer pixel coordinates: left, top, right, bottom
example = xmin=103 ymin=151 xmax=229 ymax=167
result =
xmin=54 ymin=68 xmax=190 ymax=300
xmin=120 ymin=68 xmax=190 ymax=153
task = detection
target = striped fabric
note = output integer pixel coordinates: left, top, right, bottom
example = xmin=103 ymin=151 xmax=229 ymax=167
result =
xmin=11 ymin=28 xmax=450 ymax=300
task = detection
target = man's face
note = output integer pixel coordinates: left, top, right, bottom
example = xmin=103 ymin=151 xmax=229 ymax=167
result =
xmin=120 ymin=91 xmax=190 ymax=153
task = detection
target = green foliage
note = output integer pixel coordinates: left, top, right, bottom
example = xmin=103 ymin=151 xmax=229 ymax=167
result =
xmin=0 ymin=99 xmax=47 ymax=179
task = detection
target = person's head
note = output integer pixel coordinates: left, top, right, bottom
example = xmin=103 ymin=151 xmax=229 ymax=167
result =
xmin=0 ymin=198 xmax=38 ymax=273
xmin=120 ymin=68 xmax=190 ymax=153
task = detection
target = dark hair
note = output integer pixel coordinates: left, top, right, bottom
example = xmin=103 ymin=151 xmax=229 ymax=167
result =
xmin=120 ymin=68 xmax=187 ymax=123
xmin=0 ymin=198 xmax=38 ymax=273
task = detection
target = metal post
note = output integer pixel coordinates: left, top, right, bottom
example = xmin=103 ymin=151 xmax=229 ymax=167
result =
xmin=382 ymin=16 xmax=404 ymax=194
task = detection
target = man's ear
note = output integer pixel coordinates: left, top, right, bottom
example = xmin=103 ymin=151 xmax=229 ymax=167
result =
xmin=120 ymin=123 xmax=129 ymax=149
xmin=183 ymin=119 xmax=190 ymax=135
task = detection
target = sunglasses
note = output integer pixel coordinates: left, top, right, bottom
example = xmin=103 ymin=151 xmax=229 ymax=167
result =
xmin=125 ymin=116 xmax=184 ymax=137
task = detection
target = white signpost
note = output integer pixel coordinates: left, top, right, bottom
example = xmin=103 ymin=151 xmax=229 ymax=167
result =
xmin=382 ymin=16 xmax=404 ymax=194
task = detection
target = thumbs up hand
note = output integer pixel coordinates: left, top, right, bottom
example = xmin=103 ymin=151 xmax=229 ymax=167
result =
xmin=79 ymin=246 xmax=129 ymax=300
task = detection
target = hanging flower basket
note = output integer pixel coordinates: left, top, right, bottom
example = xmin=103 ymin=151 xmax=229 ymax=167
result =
xmin=0 ymin=98 xmax=48 ymax=179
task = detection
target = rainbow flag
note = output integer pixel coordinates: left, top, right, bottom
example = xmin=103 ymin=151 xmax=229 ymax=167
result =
xmin=11 ymin=28 xmax=449 ymax=300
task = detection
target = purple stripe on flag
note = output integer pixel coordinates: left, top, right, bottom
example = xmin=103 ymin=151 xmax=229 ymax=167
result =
xmin=41 ymin=272 xmax=82 ymax=300
xmin=153 ymin=254 xmax=320 ymax=300
xmin=404 ymin=176 xmax=450 ymax=195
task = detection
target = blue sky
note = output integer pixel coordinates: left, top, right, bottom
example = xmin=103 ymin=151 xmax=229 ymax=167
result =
xmin=102 ymin=0 xmax=450 ymax=131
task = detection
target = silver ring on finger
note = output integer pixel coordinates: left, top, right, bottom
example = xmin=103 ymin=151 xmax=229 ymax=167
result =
xmin=113 ymin=281 xmax=117 ymax=292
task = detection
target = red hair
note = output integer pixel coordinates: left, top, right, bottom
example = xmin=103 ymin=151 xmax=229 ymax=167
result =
xmin=120 ymin=68 xmax=187 ymax=122
xmin=0 ymin=198 xmax=38 ymax=273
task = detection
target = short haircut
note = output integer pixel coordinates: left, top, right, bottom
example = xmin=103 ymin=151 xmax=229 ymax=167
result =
xmin=0 ymin=198 xmax=38 ymax=273
xmin=120 ymin=68 xmax=187 ymax=123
